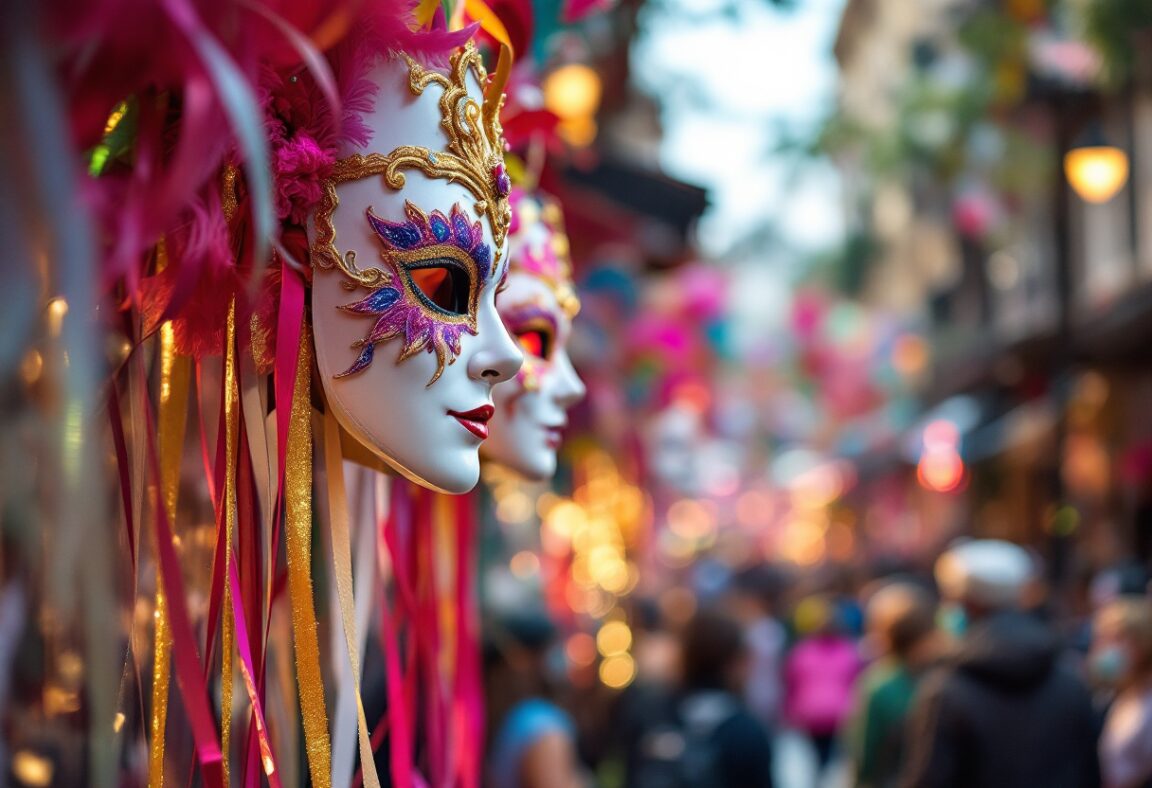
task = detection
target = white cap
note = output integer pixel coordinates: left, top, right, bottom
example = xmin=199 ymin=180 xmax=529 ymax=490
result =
xmin=935 ymin=539 xmax=1035 ymax=609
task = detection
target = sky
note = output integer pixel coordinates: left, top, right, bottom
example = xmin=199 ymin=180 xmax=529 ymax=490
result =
xmin=630 ymin=0 xmax=847 ymax=262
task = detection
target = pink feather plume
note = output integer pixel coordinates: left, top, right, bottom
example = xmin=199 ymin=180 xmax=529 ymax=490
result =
xmin=39 ymin=0 xmax=481 ymax=357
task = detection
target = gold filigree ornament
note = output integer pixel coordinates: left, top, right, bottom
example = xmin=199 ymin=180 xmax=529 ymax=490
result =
xmin=311 ymin=42 xmax=512 ymax=289
xmin=514 ymin=196 xmax=581 ymax=319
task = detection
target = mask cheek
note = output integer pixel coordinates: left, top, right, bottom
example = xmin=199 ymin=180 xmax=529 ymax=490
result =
xmin=515 ymin=356 xmax=545 ymax=394
xmin=552 ymin=351 xmax=586 ymax=404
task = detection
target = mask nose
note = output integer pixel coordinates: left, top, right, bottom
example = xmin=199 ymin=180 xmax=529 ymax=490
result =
xmin=553 ymin=351 xmax=586 ymax=408
xmin=468 ymin=299 xmax=523 ymax=384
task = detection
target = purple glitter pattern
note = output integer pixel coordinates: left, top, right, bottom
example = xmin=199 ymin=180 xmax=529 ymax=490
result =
xmin=335 ymin=200 xmax=494 ymax=384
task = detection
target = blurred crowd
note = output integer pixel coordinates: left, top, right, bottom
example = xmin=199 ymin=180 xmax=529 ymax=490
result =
xmin=483 ymin=540 xmax=1152 ymax=788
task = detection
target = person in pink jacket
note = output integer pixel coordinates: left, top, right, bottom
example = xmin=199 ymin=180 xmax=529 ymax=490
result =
xmin=785 ymin=595 xmax=863 ymax=775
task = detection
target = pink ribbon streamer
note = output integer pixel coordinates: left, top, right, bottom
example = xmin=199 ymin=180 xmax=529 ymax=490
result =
xmin=453 ymin=493 xmax=483 ymax=788
xmin=227 ymin=557 xmax=283 ymax=788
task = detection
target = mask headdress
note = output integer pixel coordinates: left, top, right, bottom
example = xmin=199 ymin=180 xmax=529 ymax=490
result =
xmin=311 ymin=41 xmax=512 ymax=288
xmin=500 ymin=187 xmax=580 ymax=394
xmin=506 ymin=187 xmax=580 ymax=319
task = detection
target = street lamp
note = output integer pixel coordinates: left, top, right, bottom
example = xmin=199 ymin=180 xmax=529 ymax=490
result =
xmin=1063 ymin=123 xmax=1130 ymax=204
xmin=543 ymin=62 xmax=603 ymax=147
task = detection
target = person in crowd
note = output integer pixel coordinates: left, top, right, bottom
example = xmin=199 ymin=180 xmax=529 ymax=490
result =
xmin=1092 ymin=564 xmax=1151 ymax=611
xmin=900 ymin=539 xmax=1100 ymax=788
xmin=605 ymin=598 xmax=681 ymax=786
xmin=1092 ymin=595 xmax=1152 ymax=788
xmin=830 ymin=565 xmax=867 ymax=640
xmin=632 ymin=607 xmax=774 ymax=787
xmin=784 ymin=594 xmax=861 ymax=774
xmin=730 ymin=564 xmax=788 ymax=736
xmin=485 ymin=611 xmax=584 ymax=788
xmin=848 ymin=581 xmax=939 ymax=788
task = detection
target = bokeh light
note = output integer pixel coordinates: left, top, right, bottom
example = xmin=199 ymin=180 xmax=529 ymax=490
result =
xmin=596 ymin=620 xmax=633 ymax=657
xmin=1064 ymin=145 xmax=1129 ymax=203
xmin=599 ymin=653 xmax=636 ymax=689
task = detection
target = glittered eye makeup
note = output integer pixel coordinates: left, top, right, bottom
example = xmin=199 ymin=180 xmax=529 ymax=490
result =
xmin=307 ymin=43 xmax=515 ymax=388
xmin=516 ymin=326 xmax=553 ymax=361
xmin=503 ymin=305 xmax=559 ymax=358
xmin=332 ymin=201 xmax=496 ymax=384
xmin=500 ymin=302 xmax=562 ymax=392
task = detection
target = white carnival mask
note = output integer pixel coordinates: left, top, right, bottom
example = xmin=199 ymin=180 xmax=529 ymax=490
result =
xmin=308 ymin=43 xmax=523 ymax=493
xmin=481 ymin=189 xmax=585 ymax=480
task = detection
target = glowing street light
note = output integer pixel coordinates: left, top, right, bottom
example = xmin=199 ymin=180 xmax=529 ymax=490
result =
xmin=543 ymin=62 xmax=603 ymax=147
xmin=1064 ymin=124 xmax=1129 ymax=204
xmin=917 ymin=419 xmax=965 ymax=493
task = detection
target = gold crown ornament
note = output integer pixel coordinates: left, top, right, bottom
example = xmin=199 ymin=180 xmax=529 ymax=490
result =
xmin=311 ymin=41 xmax=512 ymax=289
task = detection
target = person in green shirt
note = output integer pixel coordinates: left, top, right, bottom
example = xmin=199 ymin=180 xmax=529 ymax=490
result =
xmin=849 ymin=582 xmax=940 ymax=788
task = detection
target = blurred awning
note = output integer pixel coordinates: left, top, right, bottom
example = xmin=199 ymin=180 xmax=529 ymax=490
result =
xmin=563 ymin=156 xmax=708 ymax=233
xmin=547 ymin=155 xmax=709 ymax=266
xmin=964 ymin=399 xmax=1057 ymax=462
xmin=897 ymin=393 xmax=1056 ymax=464
xmin=899 ymin=395 xmax=986 ymax=463
xmin=1074 ymin=280 xmax=1152 ymax=363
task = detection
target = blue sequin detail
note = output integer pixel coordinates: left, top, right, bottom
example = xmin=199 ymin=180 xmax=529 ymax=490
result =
xmin=474 ymin=243 xmax=491 ymax=281
xmin=364 ymin=287 xmax=400 ymax=312
xmin=452 ymin=213 xmax=472 ymax=249
xmin=367 ymin=212 xmax=422 ymax=250
xmin=430 ymin=214 xmax=452 ymax=243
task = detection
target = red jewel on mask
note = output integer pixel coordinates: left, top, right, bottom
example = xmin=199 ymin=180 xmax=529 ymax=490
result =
xmin=492 ymin=162 xmax=511 ymax=198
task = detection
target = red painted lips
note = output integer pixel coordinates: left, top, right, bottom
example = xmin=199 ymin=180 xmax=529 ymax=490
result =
xmin=543 ymin=425 xmax=565 ymax=449
xmin=448 ymin=404 xmax=495 ymax=440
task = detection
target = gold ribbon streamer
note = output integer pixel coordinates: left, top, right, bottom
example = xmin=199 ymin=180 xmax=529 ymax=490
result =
xmin=323 ymin=410 xmax=382 ymax=788
xmin=285 ymin=326 xmax=333 ymax=788
xmin=413 ymin=0 xmax=440 ymax=27
xmin=461 ymin=0 xmax=514 ymax=115
xmin=462 ymin=0 xmax=513 ymax=54
xmin=151 ymin=321 xmax=190 ymax=788
xmin=221 ymin=300 xmax=240 ymax=786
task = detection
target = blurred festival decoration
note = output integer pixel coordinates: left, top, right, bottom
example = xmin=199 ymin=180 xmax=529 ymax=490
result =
xmin=475 ymin=0 xmax=1152 ymax=731
xmin=482 ymin=447 xmax=648 ymax=689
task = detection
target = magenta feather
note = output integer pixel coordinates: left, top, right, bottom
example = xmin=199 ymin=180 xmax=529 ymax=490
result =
xmin=38 ymin=0 xmax=483 ymax=356
xmin=324 ymin=0 xmax=477 ymax=150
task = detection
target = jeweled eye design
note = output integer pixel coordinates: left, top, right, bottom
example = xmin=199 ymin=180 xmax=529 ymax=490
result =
xmin=515 ymin=325 xmax=554 ymax=361
xmin=334 ymin=201 xmax=495 ymax=385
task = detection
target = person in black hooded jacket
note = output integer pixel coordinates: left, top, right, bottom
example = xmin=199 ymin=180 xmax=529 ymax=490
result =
xmin=899 ymin=540 xmax=1101 ymax=788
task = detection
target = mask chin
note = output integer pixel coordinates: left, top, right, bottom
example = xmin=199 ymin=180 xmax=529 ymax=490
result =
xmin=505 ymin=449 xmax=557 ymax=483
xmin=334 ymin=416 xmax=481 ymax=494
xmin=480 ymin=426 xmax=557 ymax=482
xmin=400 ymin=456 xmax=480 ymax=495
